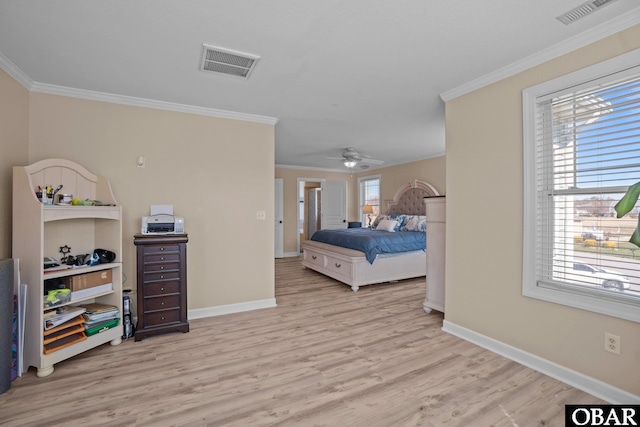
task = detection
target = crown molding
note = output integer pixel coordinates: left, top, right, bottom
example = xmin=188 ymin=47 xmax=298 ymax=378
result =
xmin=0 ymin=52 xmax=278 ymax=125
xmin=408 ymin=151 xmax=447 ymax=162
xmin=441 ymin=9 xmax=640 ymax=102
xmin=0 ymin=51 xmax=34 ymax=89
xmin=30 ymin=82 xmax=279 ymax=125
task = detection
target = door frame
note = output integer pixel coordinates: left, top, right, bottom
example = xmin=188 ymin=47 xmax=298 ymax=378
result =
xmin=274 ymin=178 xmax=283 ymax=258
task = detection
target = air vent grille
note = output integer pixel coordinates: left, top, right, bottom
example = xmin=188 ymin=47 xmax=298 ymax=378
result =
xmin=200 ymin=45 xmax=260 ymax=79
xmin=556 ymin=0 xmax=618 ymax=25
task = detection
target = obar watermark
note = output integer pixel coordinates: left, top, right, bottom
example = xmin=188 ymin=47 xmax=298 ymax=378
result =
xmin=566 ymin=405 xmax=640 ymax=426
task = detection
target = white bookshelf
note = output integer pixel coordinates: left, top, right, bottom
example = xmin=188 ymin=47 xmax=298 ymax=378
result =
xmin=13 ymin=159 xmax=123 ymax=377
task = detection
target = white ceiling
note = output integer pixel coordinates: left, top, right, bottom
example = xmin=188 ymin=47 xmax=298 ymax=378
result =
xmin=1 ymin=1 xmax=640 ymax=171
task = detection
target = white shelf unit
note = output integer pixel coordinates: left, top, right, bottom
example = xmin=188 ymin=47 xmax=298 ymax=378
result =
xmin=423 ymin=196 xmax=446 ymax=314
xmin=13 ymin=159 xmax=123 ymax=377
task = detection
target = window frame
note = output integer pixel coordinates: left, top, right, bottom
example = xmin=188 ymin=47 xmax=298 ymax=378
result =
xmin=522 ymin=48 xmax=640 ymax=323
xmin=358 ymin=174 xmax=381 ymax=227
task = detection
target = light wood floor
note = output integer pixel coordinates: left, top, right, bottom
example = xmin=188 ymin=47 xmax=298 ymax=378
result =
xmin=0 ymin=257 xmax=603 ymax=426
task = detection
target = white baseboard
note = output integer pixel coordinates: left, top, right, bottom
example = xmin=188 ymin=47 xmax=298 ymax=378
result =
xmin=188 ymin=298 xmax=277 ymax=320
xmin=282 ymin=252 xmax=301 ymax=258
xmin=442 ymin=320 xmax=640 ymax=404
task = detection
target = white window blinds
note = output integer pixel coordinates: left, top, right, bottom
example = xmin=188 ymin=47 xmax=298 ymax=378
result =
xmin=533 ymin=68 xmax=640 ymax=305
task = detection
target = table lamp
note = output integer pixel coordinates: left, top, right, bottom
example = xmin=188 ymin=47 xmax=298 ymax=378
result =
xmin=363 ymin=204 xmax=374 ymax=228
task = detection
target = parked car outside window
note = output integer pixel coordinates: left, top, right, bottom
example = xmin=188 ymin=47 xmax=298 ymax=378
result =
xmin=570 ymin=263 xmax=630 ymax=291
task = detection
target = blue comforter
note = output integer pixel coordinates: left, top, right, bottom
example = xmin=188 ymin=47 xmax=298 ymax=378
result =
xmin=310 ymin=228 xmax=426 ymax=264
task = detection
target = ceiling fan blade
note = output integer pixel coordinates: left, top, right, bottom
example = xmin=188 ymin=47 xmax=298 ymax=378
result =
xmin=324 ymin=148 xmax=384 ymax=167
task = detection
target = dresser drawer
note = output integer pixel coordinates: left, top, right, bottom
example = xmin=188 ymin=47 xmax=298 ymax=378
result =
xmin=144 ymin=294 xmax=180 ymax=312
xmin=303 ymin=248 xmax=325 ymax=268
xmin=144 ymin=309 xmax=181 ymax=327
xmin=142 ymin=244 xmax=180 ymax=255
xmin=143 ymin=262 xmax=180 ymax=273
xmin=143 ymin=270 xmax=180 ymax=283
xmin=325 ymin=255 xmax=352 ymax=278
xmin=143 ymin=280 xmax=181 ymax=297
xmin=144 ymin=252 xmax=180 ymax=263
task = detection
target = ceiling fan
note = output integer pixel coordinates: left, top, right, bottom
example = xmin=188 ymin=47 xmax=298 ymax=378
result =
xmin=325 ymin=147 xmax=384 ymax=169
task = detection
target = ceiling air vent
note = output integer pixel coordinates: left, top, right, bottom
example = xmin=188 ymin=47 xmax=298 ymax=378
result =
xmin=200 ymin=44 xmax=260 ymax=79
xmin=556 ymin=0 xmax=619 ymax=25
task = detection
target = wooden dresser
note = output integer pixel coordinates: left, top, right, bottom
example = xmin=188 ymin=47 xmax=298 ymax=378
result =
xmin=133 ymin=234 xmax=189 ymax=341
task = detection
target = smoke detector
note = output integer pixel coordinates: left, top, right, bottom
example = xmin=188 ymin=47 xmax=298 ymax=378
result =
xmin=200 ymin=44 xmax=260 ymax=79
xmin=556 ymin=0 xmax=619 ymax=25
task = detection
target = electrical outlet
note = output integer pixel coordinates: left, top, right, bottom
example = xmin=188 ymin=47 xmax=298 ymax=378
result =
xmin=604 ymin=333 xmax=621 ymax=355
xmin=256 ymin=211 xmax=266 ymax=220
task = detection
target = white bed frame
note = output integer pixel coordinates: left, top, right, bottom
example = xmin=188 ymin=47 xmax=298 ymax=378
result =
xmin=301 ymin=179 xmax=440 ymax=291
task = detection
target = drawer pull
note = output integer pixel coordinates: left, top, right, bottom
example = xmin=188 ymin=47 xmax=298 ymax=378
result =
xmin=161 ymin=316 xmax=166 ymax=320
xmin=335 ymin=263 xmax=341 ymax=268
xmin=161 ymin=302 xmax=165 ymax=306
xmin=160 ymin=247 xmax=165 ymax=251
xmin=160 ymin=257 xmax=164 ymax=260
xmin=160 ymin=275 xmax=164 ymax=279
xmin=160 ymin=287 xmax=164 ymax=291
xmin=160 ymin=266 xmax=164 ymax=270
xmin=312 ymin=255 xmax=317 ymax=260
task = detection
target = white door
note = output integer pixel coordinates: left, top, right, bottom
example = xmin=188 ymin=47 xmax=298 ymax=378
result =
xmin=275 ymin=178 xmax=284 ymax=258
xmin=321 ymin=180 xmax=347 ymax=229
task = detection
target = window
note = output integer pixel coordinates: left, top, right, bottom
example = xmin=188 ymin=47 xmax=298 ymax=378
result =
xmin=358 ymin=175 xmax=380 ymax=227
xmin=523 ymin=49 xmax=640 ymax=322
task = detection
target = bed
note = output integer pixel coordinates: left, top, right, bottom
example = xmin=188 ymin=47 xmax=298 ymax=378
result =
xmin=301 ymin=179 xmax=440 ymax=292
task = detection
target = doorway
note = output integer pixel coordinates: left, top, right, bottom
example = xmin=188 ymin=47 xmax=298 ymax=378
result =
xmin=297 ymin=178 xmax=324 ymax=253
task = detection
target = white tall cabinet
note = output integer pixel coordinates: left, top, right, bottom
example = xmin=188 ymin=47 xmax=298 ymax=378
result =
xmin=423 ymin=196 xmax=446 ymax=314
xmin=13 ymin=159 xmax=123 ymax=377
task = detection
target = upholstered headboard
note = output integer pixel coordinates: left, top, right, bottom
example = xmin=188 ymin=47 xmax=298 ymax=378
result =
xmin=384 ymin=179 xmax=440 ymax=215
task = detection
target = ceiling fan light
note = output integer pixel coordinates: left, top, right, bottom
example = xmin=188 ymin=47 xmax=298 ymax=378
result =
xmin=343 ymin=158 xmax=358 ymax=168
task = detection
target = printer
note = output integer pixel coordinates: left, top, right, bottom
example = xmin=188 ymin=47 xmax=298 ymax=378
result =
xmin=141 ymin=215 xmax=184 ymax=235
xmin=141 ymin=205 xmax=184 ymax=235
